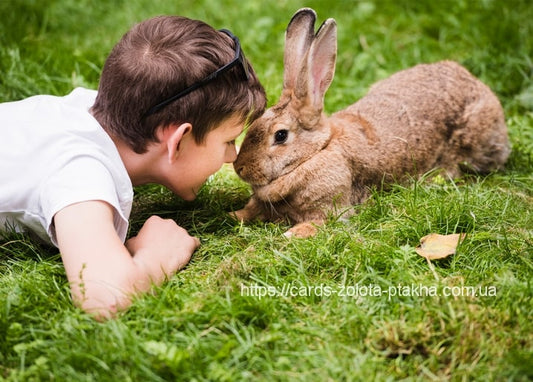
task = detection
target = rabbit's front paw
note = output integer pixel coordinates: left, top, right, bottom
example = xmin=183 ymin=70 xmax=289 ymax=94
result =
xmin=230 ymin=208 xmax=248 ymax=222
xmin=230 ymin=196 xmax=266 ymax=222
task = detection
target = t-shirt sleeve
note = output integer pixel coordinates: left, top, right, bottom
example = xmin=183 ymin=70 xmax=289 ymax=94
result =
xmin=39 ymin=156 xmax=130 ymax=247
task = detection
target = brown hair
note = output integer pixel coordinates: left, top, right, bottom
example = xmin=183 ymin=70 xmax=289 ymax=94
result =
xmin=91 ymin=16 xmax=266 ymax=153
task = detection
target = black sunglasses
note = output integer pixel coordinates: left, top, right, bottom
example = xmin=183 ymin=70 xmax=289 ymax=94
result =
xmin=144 ymin=29 xmax=251 ymax=117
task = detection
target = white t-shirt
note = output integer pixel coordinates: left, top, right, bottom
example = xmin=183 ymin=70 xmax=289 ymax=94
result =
xmin=0 ymin=87 xmax=133 ymax=247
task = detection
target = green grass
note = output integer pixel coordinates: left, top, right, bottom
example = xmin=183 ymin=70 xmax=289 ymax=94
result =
xmin=1 ymin=0 xmax=532 ymax=380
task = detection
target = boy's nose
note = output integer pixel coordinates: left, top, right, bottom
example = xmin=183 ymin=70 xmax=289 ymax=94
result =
xmin=225 ymin=145 xmax=238 ymax=163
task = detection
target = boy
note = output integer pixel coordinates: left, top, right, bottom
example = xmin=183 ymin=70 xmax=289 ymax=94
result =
xmin=0 ymin=16 xmax=266 ymax=319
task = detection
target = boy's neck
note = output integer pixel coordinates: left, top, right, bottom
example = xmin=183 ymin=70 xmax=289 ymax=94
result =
xmin=90 ymin=110 xmax=168 ymax=187
xmin=111 ymin=135 xmax=163 ymax=186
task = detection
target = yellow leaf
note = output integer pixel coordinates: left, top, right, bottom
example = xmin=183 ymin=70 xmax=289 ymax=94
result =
xmin=415 ymin=233 xmax=465 ymax=260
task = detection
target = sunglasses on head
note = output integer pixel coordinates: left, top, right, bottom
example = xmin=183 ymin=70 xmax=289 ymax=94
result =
xmin=143 ymin=29 xmax=251 ymax=117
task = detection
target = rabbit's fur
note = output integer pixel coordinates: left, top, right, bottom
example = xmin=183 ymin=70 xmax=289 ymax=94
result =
xmin=233 ymin=8 xmax=510 ymax=238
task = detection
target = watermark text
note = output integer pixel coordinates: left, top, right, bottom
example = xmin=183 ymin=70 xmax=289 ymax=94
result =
xmin=240 ymin=283 xmax=497 ymax=301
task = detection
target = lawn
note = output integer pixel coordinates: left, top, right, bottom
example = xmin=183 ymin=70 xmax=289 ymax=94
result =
xmin=1 ymin=0 xmax=532 ymax=380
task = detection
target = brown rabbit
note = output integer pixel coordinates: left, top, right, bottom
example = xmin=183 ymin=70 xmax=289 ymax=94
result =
xmin=233 ymin=8 xmax=510 ymax=238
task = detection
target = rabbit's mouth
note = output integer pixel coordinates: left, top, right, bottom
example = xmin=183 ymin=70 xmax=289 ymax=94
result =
xmin=246 ymin=165 xmax=296 ymax=190
xmin=234 ymin=164 xmax=269 ymax=187
xmin=248 ymin=177 xmax=274 ymax=190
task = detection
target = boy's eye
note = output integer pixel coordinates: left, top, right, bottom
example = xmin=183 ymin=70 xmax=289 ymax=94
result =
xmin=227 ymin=140 xmax=236 ymax=146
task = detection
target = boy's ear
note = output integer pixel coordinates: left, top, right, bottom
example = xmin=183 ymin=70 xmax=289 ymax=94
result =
xmin=162 ymin=123 xmax=192 ymax=164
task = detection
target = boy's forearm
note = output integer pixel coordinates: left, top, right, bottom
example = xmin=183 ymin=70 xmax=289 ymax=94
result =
xmin=56 ymin=202 xmax=197 ymax=319
xmin=72 ymin=246 xmax=192 ymax=319
xmin=68 ymin=255 xmax=156 ymax=319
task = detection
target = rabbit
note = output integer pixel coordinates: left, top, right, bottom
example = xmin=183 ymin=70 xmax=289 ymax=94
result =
xmin=232 ymin=8 xmax=510 ymax=238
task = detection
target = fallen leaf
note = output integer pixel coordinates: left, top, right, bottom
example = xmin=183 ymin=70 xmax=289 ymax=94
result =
xmin=415 ymin=233 xmax=465 ymax=260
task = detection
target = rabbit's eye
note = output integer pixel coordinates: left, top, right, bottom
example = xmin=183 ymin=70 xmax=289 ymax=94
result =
xmin=274 ymin=129 xmax=289 ymax=145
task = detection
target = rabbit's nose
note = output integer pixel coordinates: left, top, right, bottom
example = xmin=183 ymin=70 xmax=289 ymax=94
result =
xmin=234 ymin=159 xmax=251 ymax=179
xmin=234 ymin=163 xmax=245 ymax=176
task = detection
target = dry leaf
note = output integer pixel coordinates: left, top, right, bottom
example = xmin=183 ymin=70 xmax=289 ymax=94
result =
xmin=415 ymin=233 xmax=465 ymax=260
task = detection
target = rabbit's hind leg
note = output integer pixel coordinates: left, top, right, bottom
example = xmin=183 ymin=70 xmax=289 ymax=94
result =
xmin=284 ymin=219 xmax=324 ymax=238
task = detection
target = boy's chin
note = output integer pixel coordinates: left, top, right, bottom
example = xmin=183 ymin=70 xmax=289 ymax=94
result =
xmin=177 ymin=188 xmax=199 ymax=201
xmin=177 ymin=192 xmax=196 ymax=201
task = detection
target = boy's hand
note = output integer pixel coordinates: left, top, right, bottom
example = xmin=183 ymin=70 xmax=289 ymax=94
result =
xmin=126 ymin=215 xmax=200 ymax=285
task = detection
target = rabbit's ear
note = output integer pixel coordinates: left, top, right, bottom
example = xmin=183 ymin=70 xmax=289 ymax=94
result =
xmin=294 ymin=18 xmax=337 ymax=126
xmin=283 ymin=8 xmax=317 ymax=90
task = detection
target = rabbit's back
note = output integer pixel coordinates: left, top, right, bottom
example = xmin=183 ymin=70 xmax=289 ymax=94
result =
xmin=336 ymin=61 xmax=510 ymax=181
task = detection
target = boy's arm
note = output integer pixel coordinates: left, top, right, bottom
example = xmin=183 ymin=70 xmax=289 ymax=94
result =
xmin=54 ymin=200 xmax=199 ymax=319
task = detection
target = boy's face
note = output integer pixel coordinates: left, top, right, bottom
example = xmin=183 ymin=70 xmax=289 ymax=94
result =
xmin=165 ymin=115 xmax=244 ymax=200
